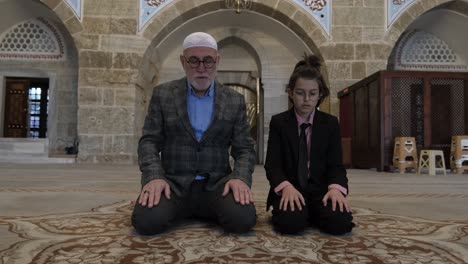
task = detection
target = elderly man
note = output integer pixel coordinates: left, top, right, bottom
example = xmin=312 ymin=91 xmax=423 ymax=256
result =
xmin=132 ymin=32 xmax=257 ymax=235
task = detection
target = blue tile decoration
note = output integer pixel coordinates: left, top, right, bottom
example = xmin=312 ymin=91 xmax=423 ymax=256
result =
xmin=387 ymin=0 xmax=416 ymax=28
xmin=65 ymin=0 xmax=83 ymax=22
xmin=138 ymin=0 xmax=330 ymax=35
xmin=292 ymin=0 xmax=330 ymax=36
xmin=139 ymin=0 xmax=174 ymax=32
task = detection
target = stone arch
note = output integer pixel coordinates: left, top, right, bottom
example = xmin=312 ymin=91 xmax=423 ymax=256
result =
xmin=217 ymin=36 xmax=261 ymax=159
xmin=136 ymin=0 xmax=331 ymax=112
xmin=135 ymin=0 xmax=327 ymax=112
xmin=384 ymin=0 xmax=452 ymax=47
xmin=213 ymin=30 xmax=271 ymax=79
xmin=217 ymin=35 xmax=262 ymax=77
xmin=216 ymin=35 xmax=261 ymax=95
xmin=39 ymin=0 xmax=84 ymax=36
xmin=387 ymin=0 xmax=468 ymax=70
xmin=0 ymin=0 xmax=79 ymax=154
xmin=388 ymin=30 xmax=467 ymax=71
xmin=140 ymin=0 xmax=328 ymax=62
xmin=135 ymin=1 xmax=331 ymax=163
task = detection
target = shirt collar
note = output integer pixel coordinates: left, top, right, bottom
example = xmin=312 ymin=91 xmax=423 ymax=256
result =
xmin=294 ymin=109 xmax=315 ymax=126
xmin=187 ymin=80 xmax=215 ymax=97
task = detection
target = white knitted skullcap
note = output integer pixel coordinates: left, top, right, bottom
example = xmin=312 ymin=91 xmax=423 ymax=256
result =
xmin=182 ymin=32 xmax=218 ymax=51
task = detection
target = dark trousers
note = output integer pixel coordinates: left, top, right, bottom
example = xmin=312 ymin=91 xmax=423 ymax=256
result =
xmin=132 ymin=180 xmax=256 ymax=235
xmin=271 ymin=187 xmax=354 ymax=235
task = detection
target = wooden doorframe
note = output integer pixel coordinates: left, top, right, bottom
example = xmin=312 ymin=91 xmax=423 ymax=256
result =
xmin=0 ymin=78 xmax=4 ymax=137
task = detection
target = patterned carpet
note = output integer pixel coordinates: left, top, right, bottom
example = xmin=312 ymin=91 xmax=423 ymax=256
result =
xmin=1 ymin=200 xmax=467 ymax=264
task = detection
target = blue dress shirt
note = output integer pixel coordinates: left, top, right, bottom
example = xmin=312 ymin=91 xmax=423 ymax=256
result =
xmin=187 ymin=81 xmax=215 ymax=179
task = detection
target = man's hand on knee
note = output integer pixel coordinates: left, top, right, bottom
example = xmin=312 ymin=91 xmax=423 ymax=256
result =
xmin=222 ymin=179 xmax=253 ymax=205
xmin=139 ymin=179 xmax=171 ymax=208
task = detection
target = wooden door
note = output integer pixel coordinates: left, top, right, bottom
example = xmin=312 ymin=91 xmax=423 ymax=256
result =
xmin=431 ymin=84 xmax=451 ymax=146
xmin=4 ymin=79 xmax=29 ymax=137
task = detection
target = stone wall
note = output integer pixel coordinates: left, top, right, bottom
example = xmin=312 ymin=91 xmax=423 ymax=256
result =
xmin=35 ymin=0 xmax=455 ymax=163
xmin=41 ymin=0 xmax=149 ymax=163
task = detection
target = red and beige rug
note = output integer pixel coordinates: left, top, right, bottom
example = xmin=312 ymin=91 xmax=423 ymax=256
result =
xmin=1 ymin=201 xmax=467 ymax=264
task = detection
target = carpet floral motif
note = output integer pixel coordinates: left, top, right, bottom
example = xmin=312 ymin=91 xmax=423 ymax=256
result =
xmin=1 ymin=201 xmax=467 ymax=264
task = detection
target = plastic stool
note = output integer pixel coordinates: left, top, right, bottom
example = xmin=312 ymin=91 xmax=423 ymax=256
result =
xmin=418 ymin=150 xmax=446 ymax=175
xmin=392 ymin=137 xmax=418 ymax=173
xmin=450 ymin=135 xmax=468 ymax=174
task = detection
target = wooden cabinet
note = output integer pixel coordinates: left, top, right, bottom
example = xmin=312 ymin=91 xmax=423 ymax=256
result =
xmin=338 ymin=70 xmax=468 ymax=171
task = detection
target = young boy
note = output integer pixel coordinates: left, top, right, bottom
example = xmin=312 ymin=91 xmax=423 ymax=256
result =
xmin=264 ymin=55 xmax=354 ymax=235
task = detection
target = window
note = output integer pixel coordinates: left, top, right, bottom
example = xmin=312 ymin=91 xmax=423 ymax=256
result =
xmin=28 ymin=82 xmax=48 ymax=138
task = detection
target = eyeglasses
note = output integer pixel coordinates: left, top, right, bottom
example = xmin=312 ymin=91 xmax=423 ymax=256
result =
xmin=184 ymin=56 xmax=216 ymax=68
xmin=293 ymin=90 xmax=320 ymax=100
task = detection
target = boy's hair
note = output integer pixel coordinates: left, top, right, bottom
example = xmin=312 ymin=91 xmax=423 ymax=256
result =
xmin=286 ymin=54 xmax=329 ymax=107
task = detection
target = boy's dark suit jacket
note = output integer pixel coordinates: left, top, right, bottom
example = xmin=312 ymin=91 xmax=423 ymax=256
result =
xmin=138 ymin=77 xmax=256 ymax=197
xmin=264 ymin=108 xmax=348 ymax=209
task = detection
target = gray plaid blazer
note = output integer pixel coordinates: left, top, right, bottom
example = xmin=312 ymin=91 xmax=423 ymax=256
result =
xmin=138 ymin=77 xmax=256 ymax=196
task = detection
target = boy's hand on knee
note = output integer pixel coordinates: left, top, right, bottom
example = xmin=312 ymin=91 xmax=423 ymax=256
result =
xmin=322 ymin=189 xmax=351 ymax=213
xmin=280 ymin=185 xmax=305 ymax=212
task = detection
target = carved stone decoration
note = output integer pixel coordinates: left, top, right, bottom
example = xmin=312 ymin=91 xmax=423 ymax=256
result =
xmin=0 ymin=17 xmax=65 ymax=61
xmin=394 ymin=30 xmax=467 ymax=72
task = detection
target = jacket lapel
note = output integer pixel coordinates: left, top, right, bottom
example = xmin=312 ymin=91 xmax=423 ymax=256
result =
xmin=173 ymin=78 xmax=197 ymax=141
xmin=200 ymin=80 xmax=226 ymax=143
xmin=310 ymin=110 xmax=323 ymax=160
